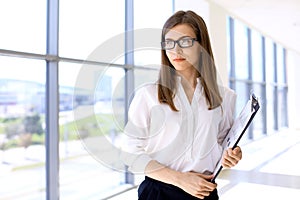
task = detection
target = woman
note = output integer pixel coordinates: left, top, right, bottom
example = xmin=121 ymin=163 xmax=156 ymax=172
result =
xmin=121 ymin=10 xmax=242 ymax=200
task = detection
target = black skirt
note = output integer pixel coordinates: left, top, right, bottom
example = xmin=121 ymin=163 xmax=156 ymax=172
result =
xmin=138 ymin=176 xmax=219 ymax=200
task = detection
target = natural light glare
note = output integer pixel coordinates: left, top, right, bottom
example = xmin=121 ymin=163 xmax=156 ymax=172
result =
xmin=0 ymin=0 xmax=46 ymax=53
xmin=0 ymin=57 xmax=45 ymax=84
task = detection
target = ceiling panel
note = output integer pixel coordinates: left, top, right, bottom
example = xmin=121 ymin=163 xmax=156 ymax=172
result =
xmin=207 ymin=0 xmax=300 ymax=53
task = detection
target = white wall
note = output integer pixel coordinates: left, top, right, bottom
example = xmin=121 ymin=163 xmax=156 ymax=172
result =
xmin=208 ymin=2 xmax=228 ymax=86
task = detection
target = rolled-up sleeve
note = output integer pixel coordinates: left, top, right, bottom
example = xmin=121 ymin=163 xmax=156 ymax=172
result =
xmin=217 ymin=88 xmax=237 ymax=145
xmin=120 ymin=88 xmax=153 ymax=173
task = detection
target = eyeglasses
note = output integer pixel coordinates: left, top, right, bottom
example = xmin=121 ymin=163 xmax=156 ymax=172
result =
xmin=161 ymin=37 xmax=197 ymax=50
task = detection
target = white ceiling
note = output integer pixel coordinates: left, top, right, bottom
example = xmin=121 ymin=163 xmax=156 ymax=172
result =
xmin=208 ymin=0 xmax=300 ymax=54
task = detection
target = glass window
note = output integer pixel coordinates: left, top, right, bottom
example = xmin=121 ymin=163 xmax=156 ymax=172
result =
xmin=134 ymin=44 xmax=162 ymax=67
xmin=234 ymin=82 xmax=249 ymax=117
xmin=134 ymin=68 xmax=159 ymax=90
xmin=59 ymin=0 xmax=125 ymax=62
xmin=0 ymin=56 xmax=46 ymax=199
xmin=234 ymin=20 xmax=249 ymax=80
xmin=265 ymin=38 xmax=277 ymax=132
xmin=265 ymin=38 xmax=275 ymax=83
xmin=59 ymin=63 xmax=126 ymax=199
xmin=0 ymin=0 xmax=46 ymax=53
xmin=276 ymin=45 xmax=286 ymax=84
xmin=276 ymin=45 xmax=288 ymax=129
xmin=228 ymin=16 xmax=289 ymax=140
xmin=134 ymin=0 xmax=173 ymax=65
xmin=251 ymin=83 xmax=265 ymax=139
xmin=134 ymin=0 xmax=173 ymax=29
xmin=278 ymin=86 xmax=288 ymax=128
xmin=266 ymin=85 xmax=276 ymax=132
xmin=251 ymin=30 xmax=264 ymax=82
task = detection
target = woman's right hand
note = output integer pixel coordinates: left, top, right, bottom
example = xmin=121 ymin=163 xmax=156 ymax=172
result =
xmin=176 ymin=171 xmax=217 ymax=199
xmin=145 ymin=161 xmax=217 ymax=199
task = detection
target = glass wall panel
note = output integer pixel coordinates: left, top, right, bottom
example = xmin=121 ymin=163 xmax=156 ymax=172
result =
xmin=134 ymin=68 xmax=159 ymax=90
xmin=251 ymin=30 xmax=263 ymax=82
xmin=0 ymin=0 xmax=46 ymax=53
xmin=250 ymin=30 xmax=266 ymax=137
xmin=234 ymin=81 xmax=250 ymax=141
xmin=265 ymin=38 xmax=276 ymax=133
xmin=59 ymin=0 xmax=125 ymax=63
xmin=278 ymin=86 xmax=288 ymax=128
xmin=134 ymin=0 xmax=173 ymax=65
xmin=0 ymin=57 xmax=46 ymax=199
xmin=276 ymin=45 xmax=288 ymax=128
xmin=234 ymin=81 xmax=249 ymax=117
xmin=134 ymin=0 xmax=173 ymax=29
xmin=228 ymin=16 xmax=288 ymax=140
xmin=233 ymin=20 xmax=249 ymax=80
xmin=276 ymin=45 xmax=285 ymax=84
xmin=59 ymin=63 xmax=127 ymax=199
xmin=265 ymin=38 xmax=275 ymax=83
xmin=266 ymin=85 xmax=275 ymax=132
xmin=251 ymin=84 xmax=265 ymax=139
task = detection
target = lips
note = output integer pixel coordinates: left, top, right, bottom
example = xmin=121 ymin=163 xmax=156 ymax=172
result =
xmin=173 ymin=58 xmax=186 ymax=62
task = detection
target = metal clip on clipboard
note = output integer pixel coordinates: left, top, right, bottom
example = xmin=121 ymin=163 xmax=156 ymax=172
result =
xmin=211 ymin=93 xmax=260 ymax=183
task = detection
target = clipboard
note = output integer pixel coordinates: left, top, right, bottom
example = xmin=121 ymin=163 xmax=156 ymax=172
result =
xmin=211 ymin=93 xmax=260 ymax=183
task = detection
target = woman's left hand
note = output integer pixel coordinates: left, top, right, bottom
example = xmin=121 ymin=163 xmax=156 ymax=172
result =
xmin=221 ymin=146 xmax=242 ymax=168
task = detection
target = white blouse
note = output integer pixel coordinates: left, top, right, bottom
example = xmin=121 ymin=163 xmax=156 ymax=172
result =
xmin=121 ymin=77 xmax=236 ymax=174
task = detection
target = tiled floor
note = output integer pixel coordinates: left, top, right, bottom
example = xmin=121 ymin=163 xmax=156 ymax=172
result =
xmin=108 ymin=130 xmax=300 ymax=199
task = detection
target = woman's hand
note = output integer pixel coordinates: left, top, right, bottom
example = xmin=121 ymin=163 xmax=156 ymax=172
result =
xmin=221 ymin=146 xmax=242 ymax=168
xmin=145 ymin=160 xmax=217 ymax=199
xmin=176 ymin=171 xmax=217 ymax=199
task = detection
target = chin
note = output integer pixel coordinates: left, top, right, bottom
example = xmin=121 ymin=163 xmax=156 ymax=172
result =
xmin=174 ymin=68 xmax=187 ymax=72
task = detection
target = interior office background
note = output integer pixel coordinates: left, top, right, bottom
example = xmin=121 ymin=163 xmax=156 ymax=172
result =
xmin=0 ymin=0 xmax=299 ymax=199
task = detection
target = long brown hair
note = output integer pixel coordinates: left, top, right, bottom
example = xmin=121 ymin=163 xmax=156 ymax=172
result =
xmin=158 ymin=10 xmax=222 ymax=111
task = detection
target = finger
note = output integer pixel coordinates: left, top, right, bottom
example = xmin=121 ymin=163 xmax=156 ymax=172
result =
xmin=195 ymin=189 xmax=211 ymax=198
xmin=228 ymin=148 xmax=242 ymax=161
xmin=233 ymin=146 xmax=241 ymax=154
xmin=223 ymin=150 xmax=236 ymax=164
xmin=197 ymin=173 xmax=214 ymax=180
xmin=234 ymin=147 xmax=243 ymax=159
xmin=223 ymin=155 xmax=239 ymax=167
xmin=222 ymin=152 xmax=237 ymax=167
xmin=199 ymin=180 xmax=217 ymax=191
xmin=194 ymin=194 xmax=205 ymax=199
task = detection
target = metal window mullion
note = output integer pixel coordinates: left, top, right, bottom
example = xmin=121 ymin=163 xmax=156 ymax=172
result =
xmin=229 ymin=17 xmax=236 ymax=90
xmin=283 ymin=49 xmax=288 ymax=127
xmin=46 ymin=0 xmax=59 ymax=199
xmin=172 ymin=0 xmax=175 ymax=13
xmin=247 ymin=28 xmax=253 ymax=81
xmin=261 ymin=36 xmax=267 ymax=134
xmin=0 ymin=49 xmax=47 ymax=60
xmin=124 ymin=0 xmax=134 ymax=185
xmin=273 ymin=43 xmax=278 ymax=130
xmin=247 ymin=28 xmax=254 ymax=139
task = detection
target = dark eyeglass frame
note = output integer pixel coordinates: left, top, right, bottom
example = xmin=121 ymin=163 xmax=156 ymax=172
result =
xmin=161 ymin=37 xmax=198 ymax=50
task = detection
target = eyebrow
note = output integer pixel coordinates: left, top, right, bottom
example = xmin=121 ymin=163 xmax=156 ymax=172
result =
xmin=165 ymin=35 xmax=195 ymax=40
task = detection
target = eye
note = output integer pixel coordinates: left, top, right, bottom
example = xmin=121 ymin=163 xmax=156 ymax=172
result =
xmin=165 ymin=40 xmax=174 ymax=45
xmin=162 ymin=40 xmax=175 ymax=49
xmin=180 ymin=38 xmax=192 ymax=46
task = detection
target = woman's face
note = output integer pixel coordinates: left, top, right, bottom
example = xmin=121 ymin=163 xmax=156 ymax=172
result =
xmin=164 ymin=24 xmax=201 ymax=73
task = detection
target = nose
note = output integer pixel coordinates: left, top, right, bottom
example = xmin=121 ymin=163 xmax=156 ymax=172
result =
xmin=173 ymin=42 xmax=183 ymax=53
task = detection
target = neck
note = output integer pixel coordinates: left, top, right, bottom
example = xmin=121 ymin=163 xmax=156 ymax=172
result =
xmin=177 ymin=69 xmax=198 ymax=89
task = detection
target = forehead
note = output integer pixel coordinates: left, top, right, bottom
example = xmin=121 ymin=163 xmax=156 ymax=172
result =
xmin=165 ymin=24 xmax=196 ymax=39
